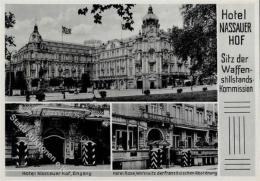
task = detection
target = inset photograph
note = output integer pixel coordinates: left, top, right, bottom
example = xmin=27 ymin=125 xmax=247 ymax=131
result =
xmin=112 ymin=103 xmax=218 ymax=170
xmin=5 ymin=103 xmax=110 ymax=170
xmin=5 ymin=4 xmax=216 ymax=102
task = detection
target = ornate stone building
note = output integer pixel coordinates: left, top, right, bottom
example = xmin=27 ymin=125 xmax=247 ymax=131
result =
xmin=12 ymin=25 xmax=93 ymax=91
xmin=112 ymin=103 xmax=218 ymax=170
xmin=10 ymin=5 xmax=190 ymax=91
xmin=92 ymin=5 xmax=190 ymax=90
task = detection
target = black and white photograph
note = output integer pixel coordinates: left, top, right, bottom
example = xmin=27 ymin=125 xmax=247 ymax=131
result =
xmin=5 ymin=103 xmax=111 ymax=170
xmin=5 ymin=4 xmax=217 ymax=102
xmin=112 ymin=103 xmax=218 ymax=170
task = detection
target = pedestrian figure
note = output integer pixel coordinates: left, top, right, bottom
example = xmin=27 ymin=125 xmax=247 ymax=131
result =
xmin=62 ymin=91 xmax=66 ymax=99
xmin=25 ymin=91 xmax=30 ymax=102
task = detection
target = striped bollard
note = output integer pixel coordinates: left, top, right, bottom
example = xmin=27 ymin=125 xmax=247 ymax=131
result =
xmin=82 ymin=144 xmax=89 ymax=165
xmin=157 ymin=148 xmax=163 ymax=169
xmin=15 ymin=141 xmax=28 ymax=167
xmin=82 ymin=141 xmax=96 ymax=166
xmin=187 ymin=151 xmax=192 ymax=166
xmin=181 ymin=151 xmax=188 ymax=167
xmin=150 ymin=149 xmax=158 ymax=169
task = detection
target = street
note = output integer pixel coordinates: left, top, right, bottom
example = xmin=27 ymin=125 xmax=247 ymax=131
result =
xmin=6 ymin=85 xmax=217 ymax=102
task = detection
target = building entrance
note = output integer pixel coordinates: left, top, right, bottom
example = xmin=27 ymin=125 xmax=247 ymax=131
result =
xmin=137 ymin=81 xmax=143 ymax=89
xmin=150 ymin=81 xmax=155 ymax=89
xmin=148 ymin=129 xmax=163 ymax=142
xmin=43 ymin=129 xmax=65 ymax=164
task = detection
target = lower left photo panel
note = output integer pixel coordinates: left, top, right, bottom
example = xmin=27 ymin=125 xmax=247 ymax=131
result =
xmin=5 ymin=103 xmax=111 ymax=170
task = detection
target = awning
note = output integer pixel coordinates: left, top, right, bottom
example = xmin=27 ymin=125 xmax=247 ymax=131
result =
xmin=113 ymin=116 xmax=147 ymax=130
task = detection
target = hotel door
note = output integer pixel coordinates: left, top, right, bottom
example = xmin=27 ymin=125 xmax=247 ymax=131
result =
xmin=137 ymin=81 xmax=143 ymax=89
xmin=150 ymin=81 xmax=155 ymax=89
xmin=121 ymin=132 xmax=127 ymax=150
xmin=44 ymin=136 xmax=64 ymax=163
xmin=187 ymin=136 xmax=192 ymax=148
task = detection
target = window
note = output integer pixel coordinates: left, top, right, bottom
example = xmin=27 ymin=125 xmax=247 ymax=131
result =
xmin=172 ymin=106 xmax=176 ymax=117
xmin=149 ymin=64 xmax=154 ymax=72
xmin=115 ymin=130 xmax=133 ymax=150
xmin=188 ymin=109 xmax=193 ymax=122
xmin=173 ymin=135 xmax=180 ymax=148
xmin=185 ymin=109 xmax=188 ymax=122
xmin=176 ymin=107 xmax=180 ymax=119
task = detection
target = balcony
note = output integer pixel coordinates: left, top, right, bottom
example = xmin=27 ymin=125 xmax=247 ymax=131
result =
xmin=142 ymin=112 xmax=171 ymax=123
xmin=171 ymin=117 xmax=209 ymax=130
xmin=148 ymin=58 xmax=156 ymax=64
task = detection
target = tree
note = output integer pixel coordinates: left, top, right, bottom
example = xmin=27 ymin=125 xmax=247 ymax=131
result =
xmin=49 ymin=78 xmax=60 ymax=87
xmin=31 ymin=78 xmax=39 ymax=87
xmin=171 ymin=4 xmax=216 ymax=80
xmin=78 ymin=4 xmax=135 ymax=31
xmin=81 ymin=73 xmax=91 ymax=92
xmin=5 ymin=72 xmax=15 ymax=89
xmin=15 ymin=71 xmax=27 ymax=92
xmin=5 ymin=12 xmax=16 ymax=58
xmin=64 ymin=77 xmax=75 ymax=88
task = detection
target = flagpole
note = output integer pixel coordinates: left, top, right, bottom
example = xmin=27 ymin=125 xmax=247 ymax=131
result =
xmin=120 ymin=21 xmax=122 ymax=42
xmin=62 ymin=26 xmax=64 ymax=46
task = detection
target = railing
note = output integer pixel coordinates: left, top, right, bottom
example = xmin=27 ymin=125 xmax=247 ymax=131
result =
xmin=171 ymin=117 xmax=209 ymax=129
xmin=143 ymin=112 xmax=210 ymax=129
xmin=174 ymin=148 xmax=218 ymax=157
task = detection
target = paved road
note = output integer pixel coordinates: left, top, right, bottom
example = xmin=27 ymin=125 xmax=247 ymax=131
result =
xmin=6 ymin=85 xmax=217 ymax=102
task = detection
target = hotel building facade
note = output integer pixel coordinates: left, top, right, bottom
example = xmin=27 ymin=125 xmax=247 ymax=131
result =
xmin=112 ymin=103 xmax=218 ymax=170
xmin=9 ymin=5 xmax=190 ymax=92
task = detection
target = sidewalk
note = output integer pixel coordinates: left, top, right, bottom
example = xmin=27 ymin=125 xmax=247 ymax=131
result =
xmin=5 ymin=164 xmax=110 ymax=170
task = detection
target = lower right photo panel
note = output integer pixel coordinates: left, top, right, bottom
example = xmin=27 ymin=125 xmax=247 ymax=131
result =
xmin=112 ymin=103 xmax=218 ymax=171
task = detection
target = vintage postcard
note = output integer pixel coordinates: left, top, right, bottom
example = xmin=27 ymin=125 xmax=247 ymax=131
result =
xmin=1 ymin=0 xmax=259 ymax=180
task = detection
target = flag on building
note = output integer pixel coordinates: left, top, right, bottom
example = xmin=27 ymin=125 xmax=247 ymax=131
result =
xmin=62 ymin=26 xmax=72 ymax=34
xmin=121 ymin=23 xmax=126 ymax=30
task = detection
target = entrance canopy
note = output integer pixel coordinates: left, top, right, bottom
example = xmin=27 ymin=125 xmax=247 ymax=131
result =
xmin=147 ymin=140 xmax=170 ymax=147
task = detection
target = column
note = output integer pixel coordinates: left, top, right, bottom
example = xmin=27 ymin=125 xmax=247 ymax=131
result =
xmin=204 ymin=104 xmax=207 ymax=123
xmin=126 ymin=121 xmax=129 ymax=150
xmin=205 ymin=131 xmax=209 ymax=143
xmin=212 ymin=104 xmax=215 ymax=124
xmin=193 ymin=132 xmax=197 ymax=147
xmin=137 ymin=123 xmax=139 ymax=150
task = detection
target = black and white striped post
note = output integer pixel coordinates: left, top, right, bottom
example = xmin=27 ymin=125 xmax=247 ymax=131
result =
xmin=149 ymin=148 xmax=163 ymax=169
xmin=150 ymin=149 xmax=158 ymax=169
xmin=15 ymin=141 xmax=28 ymax=167
xmin=187 ymin=150 xmax=192 ymax=167
xmin=82 ymin=140 xmax=96 ymax=166
xmin=181 ymin=151 xmax=188 ymax=167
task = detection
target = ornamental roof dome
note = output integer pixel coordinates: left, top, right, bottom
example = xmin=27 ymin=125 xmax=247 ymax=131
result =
xmin=29 ymin=24 xmax=42 ymax=43
xmin=142 ymin=5 xmax=159 ymax=23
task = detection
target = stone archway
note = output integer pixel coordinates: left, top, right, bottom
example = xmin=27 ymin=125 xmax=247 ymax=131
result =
xmin=147 ymin=128 xmax=164 ymax=142
xmin=43 ymin=128 xmax=65 ymax=164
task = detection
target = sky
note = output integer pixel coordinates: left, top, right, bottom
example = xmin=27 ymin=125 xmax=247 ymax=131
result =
xmin=5 ymin=4 xmax=184 ymax=50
